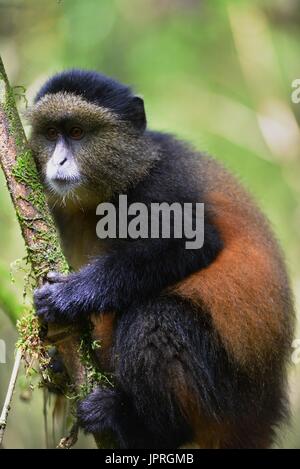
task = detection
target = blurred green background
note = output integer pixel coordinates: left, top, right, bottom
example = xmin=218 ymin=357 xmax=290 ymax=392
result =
xmin=0 ymin=0 xmax=300 ymax=448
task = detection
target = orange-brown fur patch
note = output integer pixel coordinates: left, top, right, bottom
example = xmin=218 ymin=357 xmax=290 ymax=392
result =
xmin=90 ymin=312 xmax=116 ymax=372
xmin=172 ymin=361 xmax=230 ymax=448
xmin=172 ymin=190 xmax=293 ymax=369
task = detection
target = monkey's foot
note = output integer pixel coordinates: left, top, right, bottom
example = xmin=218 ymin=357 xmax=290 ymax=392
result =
xmin=77 ymin=387 xmax=118 ymax=435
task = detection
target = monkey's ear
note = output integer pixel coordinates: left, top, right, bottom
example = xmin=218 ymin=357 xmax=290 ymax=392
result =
xmin=127 ymin=96 xmax=146 ymax=131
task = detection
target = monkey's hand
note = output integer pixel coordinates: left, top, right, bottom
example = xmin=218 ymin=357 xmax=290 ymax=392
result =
xmin=34 ymin=271 xmax=87 ymax=323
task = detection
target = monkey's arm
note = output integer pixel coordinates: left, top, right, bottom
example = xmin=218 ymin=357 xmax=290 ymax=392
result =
xmin=34 ymin=223 xmax=221 ymax=323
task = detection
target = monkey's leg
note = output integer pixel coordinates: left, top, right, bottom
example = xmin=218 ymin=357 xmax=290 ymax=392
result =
xmin=78 ymin=296 xmax=196 ymax=448
xmin=78 ymin=296 xmax=218 ymax=448
xmin=78 ymin=295 xmax=282 ymax=448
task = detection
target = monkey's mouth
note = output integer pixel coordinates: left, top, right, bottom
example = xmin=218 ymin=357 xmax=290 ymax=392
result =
xmin=47 ymin=176 xmax=81 ymax=195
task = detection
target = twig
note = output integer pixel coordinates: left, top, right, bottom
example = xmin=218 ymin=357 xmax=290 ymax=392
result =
xmin=0 ymin=349 xmax=22 ymax=448
xmin=57 ymin=422 xmax=79 ymax=449
xmin=43 ymin=388 xmax=50 ymax=449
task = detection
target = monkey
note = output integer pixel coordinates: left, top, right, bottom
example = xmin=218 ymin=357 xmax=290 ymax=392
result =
xmin=28 ymin=69 xmax=294 ymax=449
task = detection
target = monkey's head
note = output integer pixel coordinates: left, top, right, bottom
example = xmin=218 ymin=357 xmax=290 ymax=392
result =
xmin=28 ymin=69 xmax=158 ymax=206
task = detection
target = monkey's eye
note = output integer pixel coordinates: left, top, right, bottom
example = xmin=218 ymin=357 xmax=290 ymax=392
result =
xmin=46 ymin=127 xmax=58 ymax=141
xmin=69 ymin=126 xmax=84 ymax=140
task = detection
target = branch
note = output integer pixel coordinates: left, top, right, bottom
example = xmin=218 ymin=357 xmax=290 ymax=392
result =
xmin=0 ymin=349 xmax=22 ymax=448
xmin=0 ymin=57 xmax=115 ymax=448
xmin=57 ymin=422 xmax=79 ymax=449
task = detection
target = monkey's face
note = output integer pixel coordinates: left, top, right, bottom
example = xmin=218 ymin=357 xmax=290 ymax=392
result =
xmin=28 ymin=92 xmax=156 ymax=206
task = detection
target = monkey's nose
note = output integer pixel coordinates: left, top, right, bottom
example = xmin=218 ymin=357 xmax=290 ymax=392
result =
xmin=59 ymin=157 xmax=67 ymax=166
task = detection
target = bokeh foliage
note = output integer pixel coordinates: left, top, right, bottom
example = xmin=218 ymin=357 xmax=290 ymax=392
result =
xmin=0 ymin=0 xmax=299 ymax=448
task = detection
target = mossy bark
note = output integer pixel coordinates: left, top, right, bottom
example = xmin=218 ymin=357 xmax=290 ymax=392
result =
xmin=0 ymin=57 xmax=115 ymax=449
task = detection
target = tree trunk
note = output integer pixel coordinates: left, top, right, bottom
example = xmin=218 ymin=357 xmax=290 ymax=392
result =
xmin=0 ymin=57 xmax=115 ymax=449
